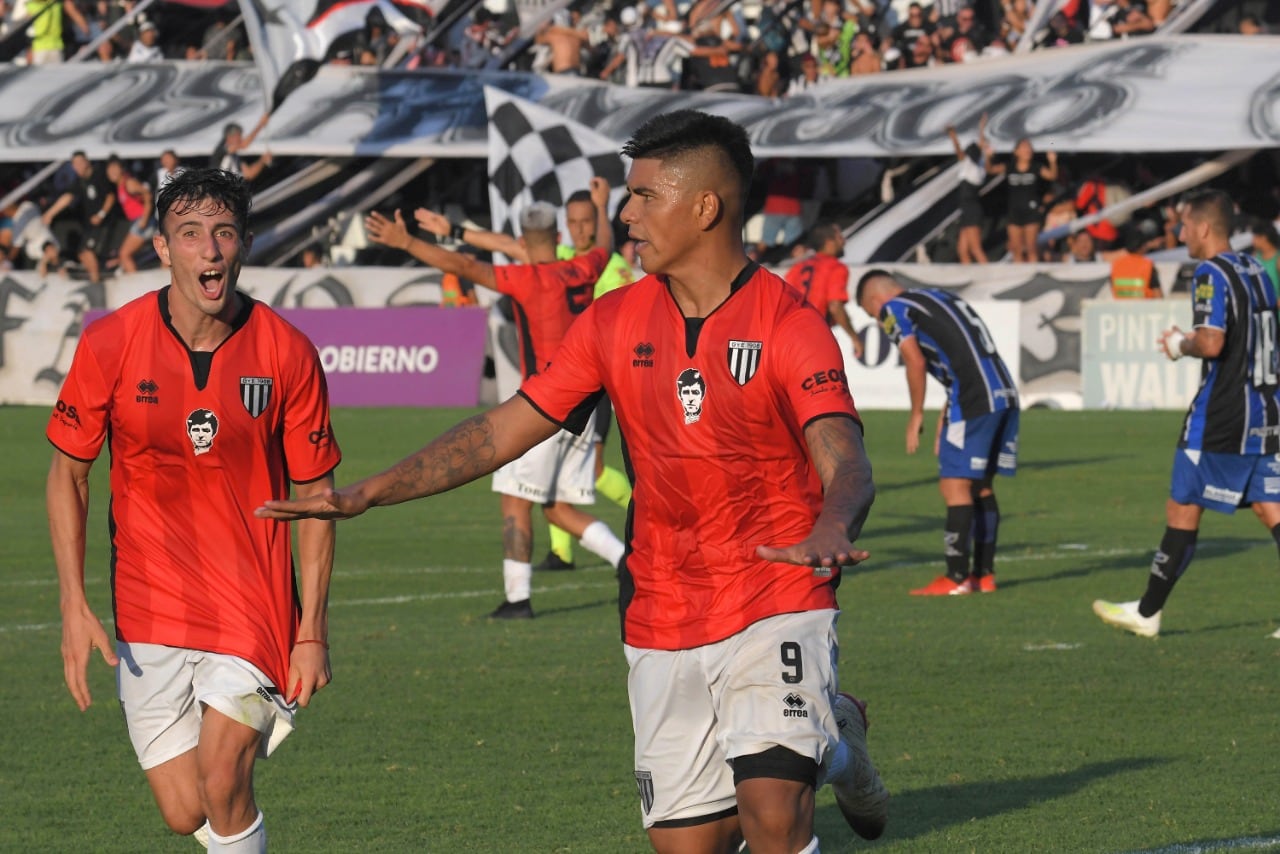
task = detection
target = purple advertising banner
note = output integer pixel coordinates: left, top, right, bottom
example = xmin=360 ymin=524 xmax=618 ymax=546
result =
xmin=279 ymin=307 xmax=488 ymax=407
xmin=84 ymin=306 xmax=489 ymax=408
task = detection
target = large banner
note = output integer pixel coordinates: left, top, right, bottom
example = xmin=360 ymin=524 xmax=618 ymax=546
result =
xmin=1 ymin=35 xmax=1277 ymax=162
xmin=1081 ymin=299 xmax=1199 ymax=410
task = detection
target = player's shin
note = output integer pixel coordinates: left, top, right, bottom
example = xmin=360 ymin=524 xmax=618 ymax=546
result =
xmin=1138 ymin=527 xmax=1197 ymax=617
xmin=944 ymin=505 xmax=975 ymax=583
xmin=971 ymin=493 xmax=999 ymax=577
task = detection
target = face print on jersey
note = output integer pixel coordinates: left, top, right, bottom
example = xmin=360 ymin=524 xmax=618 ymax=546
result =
xmin=186 ymin=408 xmax=219 ymax=455
xmin=676 ymin=368 xmax=706 ymax=425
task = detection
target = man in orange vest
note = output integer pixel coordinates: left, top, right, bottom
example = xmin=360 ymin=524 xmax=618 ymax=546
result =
xmin=1109 ymin=228 xmax=1162 ymax=299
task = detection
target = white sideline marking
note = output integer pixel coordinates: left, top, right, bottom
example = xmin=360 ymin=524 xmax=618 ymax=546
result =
xmin=1127 ymin=835 xmax=1280 ymax=853
xmin=1022 ymin=642 xmax=1083 ymax=652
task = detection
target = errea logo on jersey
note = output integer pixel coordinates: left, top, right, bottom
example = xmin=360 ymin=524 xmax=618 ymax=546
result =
xmin=135 ymin=379 xmax=159 ymax=405
xmin=782 ymin=693 xmax=809 ymax=718
xmin=632 ymin=342 xmax=655 ymax=368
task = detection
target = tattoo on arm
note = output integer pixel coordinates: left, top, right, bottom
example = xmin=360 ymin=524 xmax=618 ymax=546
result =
xmin=806 ymin=417 xmax=875 ymax=538
xmin=379 ymin=414 xmax=502 ymax=505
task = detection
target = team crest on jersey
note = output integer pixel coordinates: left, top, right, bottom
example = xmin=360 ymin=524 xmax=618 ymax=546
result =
xmin=676 ymin=367 xmax=706 ymax=424
xmin=240 ymin=377 xmax=273 ymax=418
xmin=186 ymin=409 xmax=219 ymax=456
xmin=727 ymin=339 xmax=762 ymax=386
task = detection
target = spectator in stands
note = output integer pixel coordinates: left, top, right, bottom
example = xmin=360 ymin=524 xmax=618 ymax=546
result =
xmin=611 ymin=6 xmax=688 ymax=89
xmin=999 ymin=0 xmax=1030 ymax=45
xmin=37 ymin=239 xmax=64 ymax=277
xmin=42 ymin=151 xmax=113 ymax=285
xmin=460 ymin=7 xmax=512 ymax=68
xmin=201 ymin=16 xmax=247 ymax=61
xmin=24 ymin=0 xmax=89 ymax=63
xmin=1065 ymin=229 xmax=1101 ymax=263
xmin=155 ymin=149 xmax=183 ymax=190
xmin=105 ymin=156 xmax=153 ymax=274
xmin=127 ymin=20 xmax=163 ymax=62
xmin=947 ymin=119 xmax=990 ymax=264
xmin=1239 ymin=14 xmax=1266 ymax=34
xmin=786 ymin=51 xmax=823 ymax=94
xmin=1075 ymin=176 xmax=1119 ymax=249
xmin=986 ymin=138 xmax=1058 ymax=262
xmin=1110 ymin=0 xmax=1156 ymax=36
xmin=893 ymin=3 xmax=935 ymax=62
xmin=585 ymin=12 xmax=627 ymax=81
xmin=750 ymin=47 xmax=786 ymax=96
xmin=534 ymin=14 xmax=590 ymax=74
xmin=681 ymin=19 xmax=746 ymax=93
xmin=1252 ymin=219 xmax=1280 ymax=296
xmin=1109 ymin=227 xmax=1162 ymax=298
xmin=757 ymin=158 xmax=811 ymax=250
xmin=1034 ymin=10 xmax=1084 ymax=47
xmin=1 ymin=200 xmax=57 ymax=270
xmin=939 ymin=5 xmax=988 ymax=61
xmin=211 ymin=114 xmax=273 ymax=182
xmin=300 ymin=245 xmax=325 ymax=269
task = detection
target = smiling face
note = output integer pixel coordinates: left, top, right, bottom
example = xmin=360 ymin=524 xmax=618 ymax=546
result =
xmin=153 ymin=197 xmax=249 ymax=326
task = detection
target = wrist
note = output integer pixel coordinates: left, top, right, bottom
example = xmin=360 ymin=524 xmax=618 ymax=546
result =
xmin=450 ymin=223 xmax=467 ymax=242
xmin=1165 ymin=329 xmax=1186 ymax=360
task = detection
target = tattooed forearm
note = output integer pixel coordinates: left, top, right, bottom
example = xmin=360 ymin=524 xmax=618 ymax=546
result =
xmin=375 ymin=413 xmax=502 ymax=506
xmin=805 ymin=416 xmax=875 ymax=537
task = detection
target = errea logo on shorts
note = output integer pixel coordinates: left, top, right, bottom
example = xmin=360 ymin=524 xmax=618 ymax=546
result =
xmin=1202 ymin=485 xmax=1243 ymax=504
xmin=1265 ymin=477 xmax=1280 ymax=494
xmin=783 ymin=693 xmax=809 ymax=718
xmin=970 ymin=457 xmax=988 ymax=470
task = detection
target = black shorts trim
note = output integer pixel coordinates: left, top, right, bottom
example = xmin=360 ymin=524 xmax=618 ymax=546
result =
xmin=650 ymin=805 xmax=739 ymax=829
xmin=732 ymin=745 xmax=820 ymax=789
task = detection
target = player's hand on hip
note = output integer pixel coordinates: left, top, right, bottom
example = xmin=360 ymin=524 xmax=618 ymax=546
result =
xmin=286 ymin=643 xmax=331 ymax=707
xmin=60 ymin=605 xmax=119 ymax=712
xmin=256 ymin=486 xmax=369 ymax=521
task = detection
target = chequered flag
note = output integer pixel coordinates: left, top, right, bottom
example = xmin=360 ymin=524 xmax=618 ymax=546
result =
xmin=484 ymin=86 xmax=629 ymax=239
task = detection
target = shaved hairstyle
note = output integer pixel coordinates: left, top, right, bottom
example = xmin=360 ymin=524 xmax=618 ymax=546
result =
xmin=622 ymin=110 xmax=755 ymax=203
xmin=1181 ymin=189 xmax=1235 ymax=238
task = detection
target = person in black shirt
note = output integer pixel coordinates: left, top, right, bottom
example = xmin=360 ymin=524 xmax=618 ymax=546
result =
xmin=986 ymin=139 xmax=1058 ymax=262
xmin=40 ymin=151 xmax=114 ymax=285
xmin=893 ymin=2 xmax=935 ymax=62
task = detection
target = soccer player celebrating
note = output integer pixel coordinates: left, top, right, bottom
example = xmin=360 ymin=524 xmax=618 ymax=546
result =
xmin=47 ymin=168 xmax=342 ymax=851
xmin=258 ymin=110 xmax=888 ymax=853
xmin=785 ymin=221 xmax=864 ymax=361
xmin=364 ymin=178 xmax=626 ymax=620
xmin=856 ymin=270 xmax=1019 ymax=595
xmin=1094 ymin=189 xmax=1280 ymax=639
xmin=414 ymin=191 xmax=636 ymax=574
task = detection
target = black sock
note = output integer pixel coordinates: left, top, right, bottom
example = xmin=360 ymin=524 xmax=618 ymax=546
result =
xmin=1271 ymin=523 xmax=1280 ymax=560
xmin=944 ymin=504 xmax=975 ymax=583
xmin=1138 ymin=527 xmax=1197 ymax=617
xmin=971 ymin=493 xmax=1000 ymax=577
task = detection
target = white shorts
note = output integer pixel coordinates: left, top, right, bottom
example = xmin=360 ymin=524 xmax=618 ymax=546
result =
xmin=116 ymin=642 xmax=296 ymax=770
xmin=624 ymin=610 xmax=841 ymax=827
xmin=492 ymin=412 xmax=597 ymax=505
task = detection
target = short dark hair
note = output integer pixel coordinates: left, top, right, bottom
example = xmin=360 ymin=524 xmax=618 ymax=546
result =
xmin=1255 ymin=217 xmax=1280 ymax=247
xmin=155 ymin=167 xmax=252 ymax=236
xmin=186 ymin=408 xmax=219 ymax=432
xmin=854 ymin=267 xmax=895 ymax=306
xmin=1182 ymin=188 xmax=1234 ymax=238
xmin=676 ymin=367 xmax=705 ymax=392
xmin=565 ymin=189 xmax=595 ymax=208
xmin=622 ymin=110 xmax=754 ymax=199
xmin=806 ymin=222 xmax=842 ymax=249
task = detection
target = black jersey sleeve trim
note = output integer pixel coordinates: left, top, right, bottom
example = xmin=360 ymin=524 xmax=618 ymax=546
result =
xmin=802 ymin=411 xmax=863 ymax=434
xmin=47 ymin=438 xmax=97 ymax=464
xmin=517 ymin=388 xmax=606 ymax=436
xmin=291 ymin=465 xmax=339 ymax=486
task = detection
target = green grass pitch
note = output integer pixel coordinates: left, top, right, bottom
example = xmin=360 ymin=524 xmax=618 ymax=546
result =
xmin=3 ymin=405 xmax=1279 ymax=853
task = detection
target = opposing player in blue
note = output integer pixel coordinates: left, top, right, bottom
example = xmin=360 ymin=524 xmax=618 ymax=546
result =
xmin=857 ymin=270 xmax=1019 ymax=595
xmin=1094 ymin=189 xmax=1280 ymax=638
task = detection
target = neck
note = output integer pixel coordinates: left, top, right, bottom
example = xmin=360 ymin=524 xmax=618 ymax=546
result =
xmin=168 ymin=289 xmax=241 ymax=352
xmin=665 ymin=244 xmax=751 ymax=318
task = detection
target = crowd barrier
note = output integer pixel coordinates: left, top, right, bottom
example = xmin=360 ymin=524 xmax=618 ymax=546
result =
xmin=0 ymin=262 xmax=1189 ymax=411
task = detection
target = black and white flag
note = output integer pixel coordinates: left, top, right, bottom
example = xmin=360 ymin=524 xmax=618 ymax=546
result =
xmin=484 ymin=86 xmax=629 ymax=239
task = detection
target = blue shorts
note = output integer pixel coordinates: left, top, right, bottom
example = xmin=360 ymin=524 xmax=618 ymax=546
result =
xmin=1169 ymin=449 xmax=1280 ymax=513
xmin=938 ymin=408 xmax=1019 ymax=480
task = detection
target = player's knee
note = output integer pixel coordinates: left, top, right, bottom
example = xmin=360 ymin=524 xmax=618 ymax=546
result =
xmin=156 ymin=803 xmax=205 ymax=836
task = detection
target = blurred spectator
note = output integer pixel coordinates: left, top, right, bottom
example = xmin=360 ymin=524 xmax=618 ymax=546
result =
xmin=460 ymin=7 xmax=513 ymax=68
xmin=1109 ymin=227 xmax=1162 ymax=298
xmin=610 ymin=7 xmax=688 ymax=89
xmin=534 ymin=14 xmax=591 ymax=74
xmin=586 ymin=12 xmax=627 ymax=81
xmin=947 ymin=119 xmax=990 ymax=264
xmin=750 ymin=47 xmax=785 ymax=96
xmin=682 ymin=20 xmax=746 ymax=93
xmin=300 ymin=244 xmax=325 ymax=269
xmin=1 ymin=200 xmax=57 ymax=270
xmin=24 ymin=0 xmax=89 ymax=63
xmin=200 ymin=16 xmax=248 ymax=60
xmin=939 ymin=5 xmax=988 ymax=60
xmin=893 ymin=3 xmax=935 ymax=59
xmin=127 ymin=19 xmax=162 ymax=61
xmin=105 ymin=155 xmax=153 ymax=273
xmin=999 ymin=0 xmax=1030 ymax=45
xmin=1075 ymin=176 xmax=1120 ymax=249
xmin=849 ymin=30 xmax=880 ymax=73
xmin=786 ymin=51 xmax=823 ymax=94
xmin=757 ymin=158 xmax=811 ymax=249
xmin=42 ymin=151 xmax=113 ymax=285
xmin=1239 ymin=13 xmax=1266 ymax=34
xmin=155 ymin=149 xmax=184 ymax=190
xmin=211 ymin=113 xmax=273 ymax=182
xmin=1252 ymin=219 xmax=1280 ymax=296
xmin=1110 ymin=0 xmax=1156 ymax=36
xmin=37 ymin=239 xmax=63 ymax=277
xmin=986 ymin=139 xmax=1058 ymax=262
xmin=1065 ymin=229 xmax=1101 ymax=263
xmin=1035 ymin=11 xmax=1084 ymax=47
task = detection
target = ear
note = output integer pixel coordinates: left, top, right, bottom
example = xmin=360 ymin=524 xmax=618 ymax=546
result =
xmin=694 ymin=190 xmax=723 ymax=232
xmin=152 ymin=231 xmax=170 ymax=267
xmin=243 ymin=231 xmax=254 ymax=254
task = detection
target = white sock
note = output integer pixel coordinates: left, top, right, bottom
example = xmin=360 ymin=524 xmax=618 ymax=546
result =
xmin=503 ymin=559 xmax=532 ymax=603
xmin=207 ymin=811 xmax=266 ymax=853
xmin=797 ymin=836 xmax=820 ymax=854
xmin=193 ymin=822 xmax=211 ymax=849
xmin=825 ymin=738 xmax=853 ymax=785
xmin=579 ymin=520 xmax=625 ymax=568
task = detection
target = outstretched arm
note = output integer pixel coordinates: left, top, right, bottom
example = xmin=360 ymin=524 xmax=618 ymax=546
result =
xmin=257 ymin=395 xmax=560 ymax=521
xmin=413 ymin=207 xmax=529 ymax=262
xmin=47 ymin=451 xmax=118 ymax=711
xmin=757 ymin=416 xmax=874 ymax=572
xmin=366 ymin=210 xmax=498 ymax=288
xmin=590 ymin=176 xmax=613 ymax=256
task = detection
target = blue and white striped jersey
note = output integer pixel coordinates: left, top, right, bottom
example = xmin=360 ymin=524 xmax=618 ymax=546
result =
xmin=879 ymin=288 xmax=1018 ymax=423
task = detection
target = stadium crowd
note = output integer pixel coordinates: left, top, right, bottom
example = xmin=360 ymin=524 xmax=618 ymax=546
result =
xmin=0 ymin=0 xmax=1277 ymax=279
